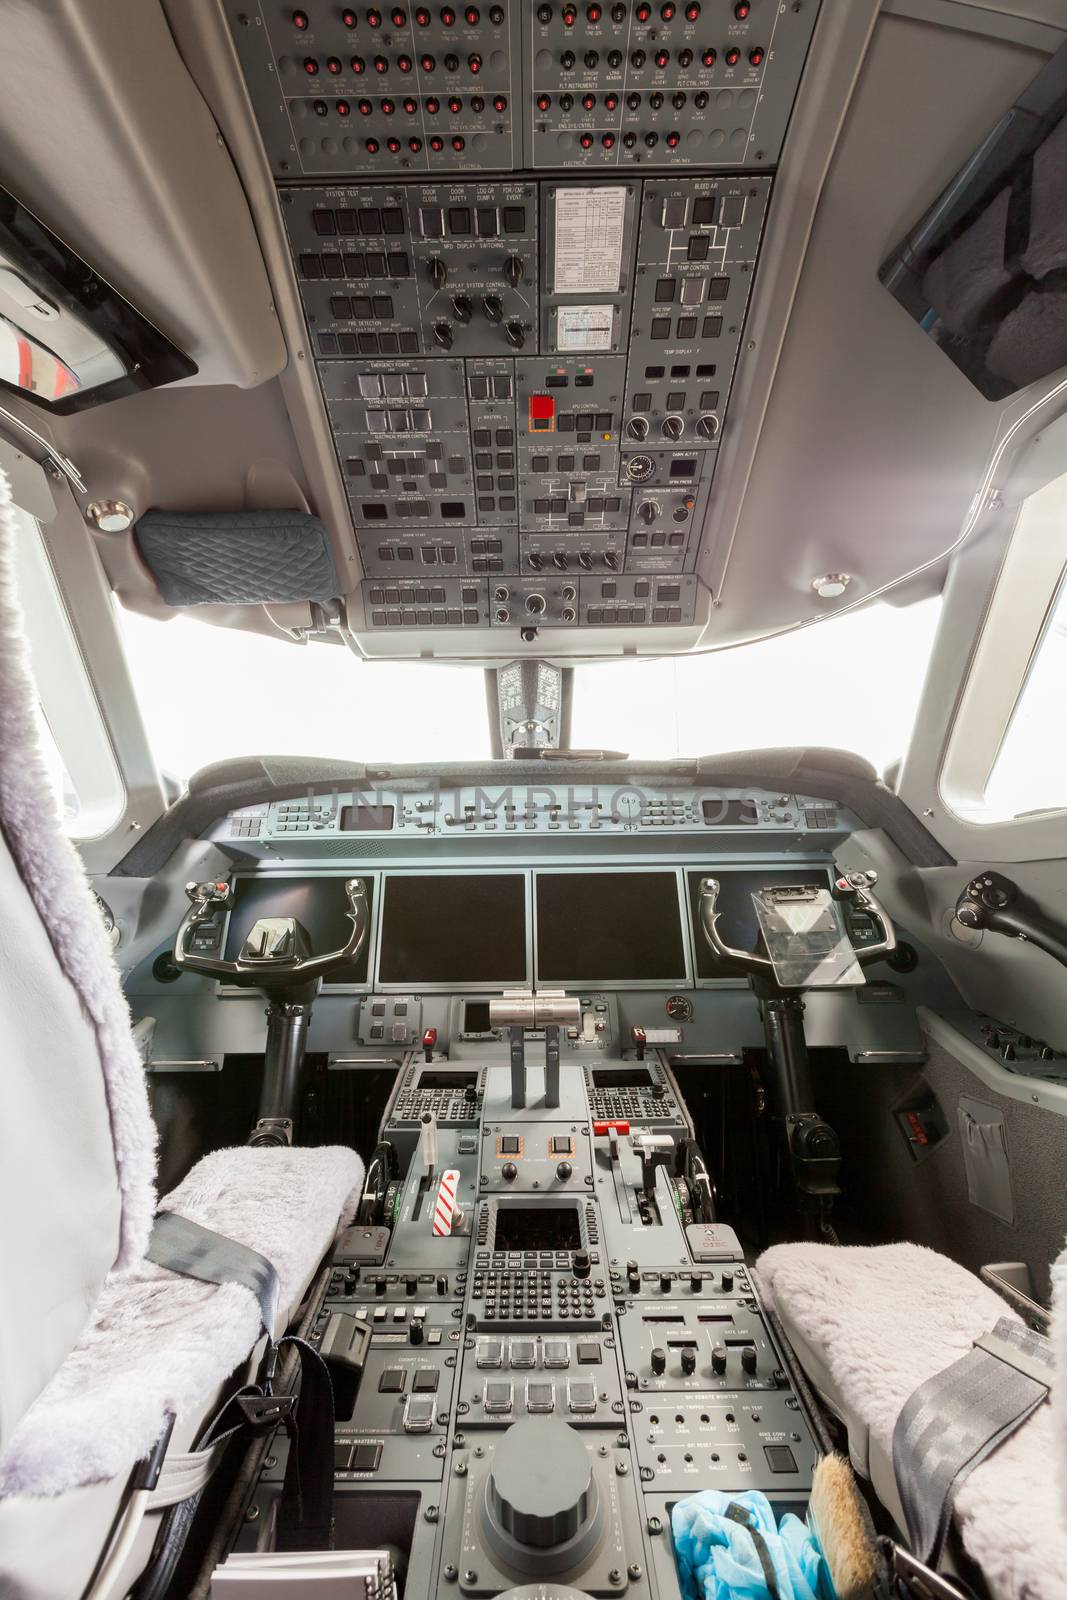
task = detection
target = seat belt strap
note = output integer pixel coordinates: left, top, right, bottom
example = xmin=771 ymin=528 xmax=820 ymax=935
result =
xmin=145 ymin=1211 xmax=280 ymax=1339
xmin=892 ymin=1315 xmax=1052 ymax=1567
xmin=275 ymin=1336 xmax=336 ymax=1552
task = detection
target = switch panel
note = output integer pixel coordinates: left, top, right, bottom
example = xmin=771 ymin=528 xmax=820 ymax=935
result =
xmin=633 ymin=1395 xmax=818 ymax=1491
xmin=624 ymin=175 xmax=769 ymax=444
xmin=620 ymin=1296 xmax=781 ymax=1391
xmin=225 ymin=1 xmax=822 ymax=628
xmin=291 ymin=184 xmax=537 ymax=357
xmin=226 ymin=0 xmax=520 ymax=176
xmin=515 ymin=354 xmax=628 ymax=533
xmin=527 ymin=0 xmax=819 ymax=169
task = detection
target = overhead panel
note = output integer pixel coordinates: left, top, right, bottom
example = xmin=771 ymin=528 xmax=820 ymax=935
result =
xmin=225 ymin=0 xmax=819 ymax=633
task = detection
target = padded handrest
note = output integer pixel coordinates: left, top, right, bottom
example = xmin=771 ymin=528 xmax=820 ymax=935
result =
xmin=0 ymin=1145 xmax=363 ymax=1500
xmin=757 ymin=1242 xmax=1067 ymax=1600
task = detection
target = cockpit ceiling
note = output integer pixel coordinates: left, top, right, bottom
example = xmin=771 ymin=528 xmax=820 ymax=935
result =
xmin=0 ymin=0 xmax=1064 ymax=658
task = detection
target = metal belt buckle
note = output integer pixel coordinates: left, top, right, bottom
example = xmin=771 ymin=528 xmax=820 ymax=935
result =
xmin=236 ymin=1393 xmax=297 ymax=1434
xmin=882 ymin=1538 xmax=971 ymax=1599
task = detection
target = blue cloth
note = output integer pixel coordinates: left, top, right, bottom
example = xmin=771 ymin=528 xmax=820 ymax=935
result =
xmin=671 ymin=1490 xmax=832 ymax=1600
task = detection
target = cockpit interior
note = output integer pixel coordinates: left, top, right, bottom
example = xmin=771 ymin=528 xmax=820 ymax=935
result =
xmin=1 ymin=2 xmax=1066 ymax=1599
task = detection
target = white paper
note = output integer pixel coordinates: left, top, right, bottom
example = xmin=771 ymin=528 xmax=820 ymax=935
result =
xmin=554 ymin=187 xmax=627 ymax=294
xmin=556 ymin=304 xmax=615 ymax=351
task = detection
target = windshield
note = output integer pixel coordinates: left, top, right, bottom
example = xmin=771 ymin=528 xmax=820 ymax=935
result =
xmin=115 ymin=596 xmax=941 ymax=781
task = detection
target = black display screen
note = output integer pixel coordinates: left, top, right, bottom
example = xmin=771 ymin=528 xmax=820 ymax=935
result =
xmin=224 ymin=876 xmax=373 ymax=984
xmin=687 ymin=867 xmax=832 ymax=978
xmin=702 ymin=797 xmax=759 ymax=825
xmin=464 ymin=1001 xmax=494 ymax=1033
xmin=535 ymin=871 xmax=686 ymax=982
xmin=494 ymin=1204 xmax=582 ymax=1253
xmin=377 ymin=874 xmax=527 ymax=985
xmin=591 ymin=1067 xmax=655 ymax=1089
xmin=418 ymin=1070 xmax=478 ymax=1090
xmin=339 ymin=803 xmax=395 ymax=831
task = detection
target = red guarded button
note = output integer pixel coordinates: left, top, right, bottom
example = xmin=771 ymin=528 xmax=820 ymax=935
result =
xmin=592 ymin=1119 xmax=630 ymax=1136
xmin=529 ymin=393 xmax=556 ymax=431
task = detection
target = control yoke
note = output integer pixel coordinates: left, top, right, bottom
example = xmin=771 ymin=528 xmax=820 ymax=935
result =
xmin=173 ymin=878 xmax=370 ymax=1147
xmin=175 ymin=877 xmax=370 ymax=989
xmin=697 ymin=871 xmax=897 ymax=1214
xmin=698 ymin=872 xmax=896 ymax=977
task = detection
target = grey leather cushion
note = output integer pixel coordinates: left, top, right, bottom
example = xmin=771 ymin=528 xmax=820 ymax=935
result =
xmin=135 ymin=510 xmax=340 ymax=606
xmin=0 ymin=837 xmax=122 ymax=1450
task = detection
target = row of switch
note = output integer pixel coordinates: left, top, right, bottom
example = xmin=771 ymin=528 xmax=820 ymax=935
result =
xmin=523 ymin=551 xmax=622 ymax=572
xmin=476 ymin=1335 xmax=601 ymax=1367
xmin=632 ymin=386 xmax=719 ymax=411
xmin=357 ymin=499 xmax=468 ymax=517
xmin=319 ymin=329 xmax=418 ymax=354
xmin=535 ymin=1 xmax=755 ymax=20
xmin=625 ymin=1264 xmax=739 ymax=1292
xmin=626 ymin=415 xmax=717 ymax=441
xmin=479 ymin=1378 xmax=599 ymax=1413
xmin=545 ymin=45 xmax=764 ymax=70
xmin=654 ymin=274 xmax=730 ymax=304
xmin=530 ymin=494 xmax=623 ymax=515
xmin=292 ymin=6 xmax=506 ymax=27
xmin=299 ymin=50 xmax=495 ymax=74
xmin=588 ymin=603 xmax=684 ymax=623
xmin=536 ymin=88 xmax=734 ymax=111
xmin=420 ymin=202 xmax=527 ymax=236
xmin=649 ymin=1342 xmax=759 ymax=1376
xmin=366 ymin=580 xmax=481 ymax=602
xmin=527 ymin=410 xmax=615 ymax=435
xmin=649 ymin=312 xmax=724 ymax=341
xmin=300 ymin=248 xmax=409 ymax=279
xmin=303 ymin=91 xmax=506 ymax=113
xmin=369 ymin=607 xmax=482 ymax=624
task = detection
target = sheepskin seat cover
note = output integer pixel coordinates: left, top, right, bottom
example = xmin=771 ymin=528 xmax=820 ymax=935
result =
xmin=757 ymin=1242 xmax=1067 ymax=1600
xmin=0 ymin=1144 xmax=363 ymax=1499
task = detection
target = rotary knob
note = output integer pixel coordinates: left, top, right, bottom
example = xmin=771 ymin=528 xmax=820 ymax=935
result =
xmin=501 ymin=1161 xmax=518 ymax=1181
xmin=482 ymin=294 xmax=504 ymax=323
xmin=604 ymin=550 xmax=620 ymax=571
xmin=427 ymin=256 xmax=448 ymax=288
xmin=637 ymin=499 xmax=658 ymax=526
xmin=503 ymin=255 xmax=524 ymax=286
xmin=696 ymin=413 xmax=719 ymax=440
xmin=626 ymin=416 xmax=649 ymax=441
xmin=433 ymin=320 xmax=454 ymax=349
xmin=451 ymin=294 xmax=473 ymax=323
xmin=485 ymin=1418 xmax=600 ymax=1558
xmin=504 ymin=319 xmax=527 ymax=349
xmin=525 ymin=593 xmax=547 ymax=616
xmin=662 ymin=414 xmax=684 ymax=440
xmin=650 ymin=1346 xmax=667 ymax=1376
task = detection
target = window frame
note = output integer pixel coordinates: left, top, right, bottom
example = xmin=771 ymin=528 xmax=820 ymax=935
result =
xmin=10 ymin=492 xmax=167 ymax=869
xmin=940 ymin=469 xmax=1067 ymax=828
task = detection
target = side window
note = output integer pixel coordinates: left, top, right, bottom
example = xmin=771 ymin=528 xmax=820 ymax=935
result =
xmin=13 ymin=504 xmax=126 ymax=838
xmin=983 ymin=572 xmax=1067 ymax=821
